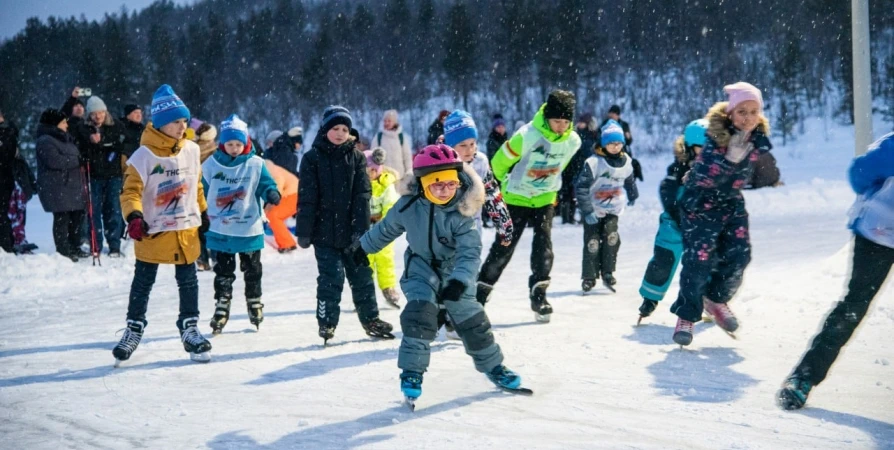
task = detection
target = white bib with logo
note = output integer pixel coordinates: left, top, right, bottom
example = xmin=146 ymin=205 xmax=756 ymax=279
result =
xmin=127 ymin=143 xmax=202 ymax=234
xmin=202 ymin=156 xmax=264 ymax=237
xmin=505 ymin=124 xmax=580 ymax=198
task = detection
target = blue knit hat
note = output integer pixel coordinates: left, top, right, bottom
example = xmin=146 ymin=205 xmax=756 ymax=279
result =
xmin=443 ymin=110 xmax=478 ymax=147
xmin=219 ymin=114 xmax=249 ymax=146
xmin=150 ymin=84 xmax=190 ymax=129
xmin=319 ymin=105 xmax=352 ymax=134
xmin=600 ymin=119 xmax=626 ymax=147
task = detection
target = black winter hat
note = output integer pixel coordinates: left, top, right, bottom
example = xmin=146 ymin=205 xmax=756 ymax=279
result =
xmin=608 ymin=104 xmax=622 ymax=115
xmin=123 ymin=104 xmax=141 ymax=116
xmin=319 ymin=105 xmax=353 ymax=134
xmin=39 ymin=108 xmax=67 ymax=126
xmin=543 ymin=90 xmax=576 ymax=121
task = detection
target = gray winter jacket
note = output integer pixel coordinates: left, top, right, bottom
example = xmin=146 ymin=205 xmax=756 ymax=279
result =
xmin=360 ymin=165 xmax=486 ymax=300
xmin=35 ymin=124 xmax=87 ymax=213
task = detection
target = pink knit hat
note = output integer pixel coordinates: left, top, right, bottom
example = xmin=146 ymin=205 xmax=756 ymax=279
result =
xmin=723 ymin=82 xmax=763 ymax=112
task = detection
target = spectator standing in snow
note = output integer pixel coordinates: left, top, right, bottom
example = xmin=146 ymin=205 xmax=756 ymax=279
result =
xmin=61 ymin=86 xmax=87 ymax=132
xmin=486 ymin=114 xmax=508 ymax=161
xmin=74 ymin=95 xmax=126 ymax=257
xmin=34 ymin=108 xmax=87 ymax=262
xmin=777 ymin=133 xmax=894 ymax=411
xmin=265 ymin=126 xmax=304 ymax=179
xmin=427 ymin=109 xmax=449 ymax=145
xmin=120 ymin=104 xmax=145 ymax=165
xmin=372 ymin=109 xmax=414 ymax=176
xmin=0 ymin=109 xmax=20 ymax=253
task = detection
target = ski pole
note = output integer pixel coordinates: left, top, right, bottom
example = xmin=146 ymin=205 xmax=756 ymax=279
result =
xmin=83 ymin=161 xmax=101 ymax=266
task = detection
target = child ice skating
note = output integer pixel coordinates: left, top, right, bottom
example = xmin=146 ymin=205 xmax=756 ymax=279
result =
xmin=670 ymin=82 xmax=773 ymax=346
xmin=574 ymin=119 xmax=638 ymax=293
xmin=442 ymin=110 xmax=514 ymax=251
xmin=202 ymin=114 xmax=280 ymax=334
xmin=476 ymin=90 xmax=581 ymax=322
xmin=364 ymin=147 xmax=402 ymax=308
xmin=636 ymin=119 xmax=707 ymax=322
xmin=114 ymin=84 xmax=212 ymax=364
xmin=777 ymin=133 xmax=894 ymax=410
xmin=296 ymin=105 xmax=394 ymax=343
xmin=354 ymin=144 xmax=529 ymax=408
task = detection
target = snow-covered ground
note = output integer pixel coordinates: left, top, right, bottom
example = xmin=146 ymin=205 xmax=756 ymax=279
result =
xmin=1 ymin=119 xmax=892 ymax=449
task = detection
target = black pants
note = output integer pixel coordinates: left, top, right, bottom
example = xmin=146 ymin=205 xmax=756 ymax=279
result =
xmin=52 ymin=210 xmax=85 ymax=256
xmin=0 ymin=181 xmax=13 ymax=253
xmin=582 ymin=214 xmax=620 ymax=279
xmin=127 ymin=260 xmax=199 ymax=324
xmin=314 ymin=245 xmax=379 ymax=328
xmin=479 ymin=204 xmax=554 ymax=289
xmin=213 ymin=251 xmax=262 ymax=299
xmin=792 ymin=234 xmax=894 ymax=386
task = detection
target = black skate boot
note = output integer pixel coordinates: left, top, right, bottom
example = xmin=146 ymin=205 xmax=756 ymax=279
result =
xmin=246 ymin=298 xmax=264 ymax=330
xmin=476 ymin=281 xmax=494 ymax=306
xmin=637 ymin=298 xmax=658 ymax=325
xmin=177 ymin=316 xmax=212 ymax=362
xmin=362 ymin=317 xmax=395 ymax=339
xmin=530 ymin=280 xmax=553 ymax=323
xmin=113 ymin=319 xmax=146 ymax=366
xmin=319 ymin=325 xmax=335 ymax=344
xmin=777 ymin=374 xmax=813 ymax=411
xmin=602 ymin=272 xmax=617 ymax=293
xmin=209 ymin=297 xmax=231 ymax=335
xmin=581 ymin=278 xmax=596 ymax=293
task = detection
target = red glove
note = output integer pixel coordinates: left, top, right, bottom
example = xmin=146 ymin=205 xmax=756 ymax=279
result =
xmin=127 ymin=212 xmax=149 ymax=241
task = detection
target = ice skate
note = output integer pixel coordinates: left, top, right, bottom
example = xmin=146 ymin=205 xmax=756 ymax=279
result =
xmin=703 ymin=297 xmax=739 ymax=336
xmin=673 ymin=317 xmax=694 ymax=347
xmin=777 ymin=375 xmax=813 ymax=411
xmin=209 ymin=297 xmax=231 ymax=335
xmin=361 ymin=317 xmax=395 ymax=339
xmin=530 ymin=280 xmax=552 ymax=323
xmin=246 ymin=298 xmax=264 ymax=330
xmin=487 ymin=365 xmax=533 ymax=395
xmin=637 ymin=298 xmax=658 ymax=325
xmin=178 ymin=316 xmax=212 ymax=362
xmin=319 ymin=325 xmax=335 ymax=345
xmin=112 ymin=319 xmax=145 ymax=366
xmin=602 ymin=272 xmax=617 ymax=293
xmin=401 ymin=370 xmax=424 ymax=411
xmin=382 ymin=287 xmax=401 ymax=309
xmin=581 ymin=278 xmax=596 ymax=293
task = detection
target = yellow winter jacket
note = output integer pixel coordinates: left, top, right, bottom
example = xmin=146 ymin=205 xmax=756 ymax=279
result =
xmin=120 ymin=123 xmax=208 ymax=265
xmin=369 ymin=167 xmax=400 ymax=223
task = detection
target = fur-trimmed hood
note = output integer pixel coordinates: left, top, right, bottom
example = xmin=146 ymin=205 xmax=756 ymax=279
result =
xmin=705 ymin=101 xmax=770 ymax=148
xmin=397 ymin=163 xmax=485 ymax=217
xmin=673 ymin=135 xmax=691 ymax=164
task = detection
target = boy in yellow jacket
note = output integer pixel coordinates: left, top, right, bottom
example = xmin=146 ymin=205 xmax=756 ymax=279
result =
xmin=365 ymin=147 xmax=401 ymax=308
xmin=113 ymin=84 xmax=212 ymax=364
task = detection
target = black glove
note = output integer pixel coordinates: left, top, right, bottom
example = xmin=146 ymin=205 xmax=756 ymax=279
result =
xmin=297 ymin=236 xmax=311 ymax=249
xmin=266 ymin=189 xmax=281 ymax=206
xmin=439 ymin=279 xmax=467 ymax=302
xmin=346 ymin=241 xmax=369 ymax=267
xmin=200 ymin=211 xmax=210 ymax=233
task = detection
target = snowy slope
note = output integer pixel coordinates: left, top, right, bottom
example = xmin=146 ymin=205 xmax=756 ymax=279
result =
xmin=0 ymin=120 xmax=892 ymax=449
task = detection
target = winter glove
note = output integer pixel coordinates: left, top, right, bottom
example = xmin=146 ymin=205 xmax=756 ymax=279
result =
xmin=266 ymin=189 xmax=281 ymax=206
xmin=297 ymin=236 xmax=312 ymax=249
xmin=439 ymin=279 xmax=467 ymax=302
xmin=126 ymin=212 xmax=149 ymax=241
xmin=345 ymin=241 xmax=369 ymax=267
xmin=584 ymin=212 xmax=598 ymax=225
xmin=200 ymin=211 xmax=210 ymax=234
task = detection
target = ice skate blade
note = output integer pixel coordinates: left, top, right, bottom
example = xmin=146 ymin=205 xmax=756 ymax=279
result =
xmin=113 ymin=359 xmax=124 ymax=368
xmin=190 ymin=352 xmax=211 ymax=363
xmin=636 ymin=315 xmax=645 ymax=326
xmin=498 ymin=385 xmax=534 ymax=396
xmin=534 ymin=312 xmax=551 ymax=323
xmin=404 ymin=396 xmax=417 ymax=412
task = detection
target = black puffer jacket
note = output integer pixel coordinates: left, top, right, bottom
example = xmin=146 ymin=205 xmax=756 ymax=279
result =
xmin=296 ymin=134 xmax=371 ymax=249
xmin=0 ymin=120 xmax=18 ymax=188
xmin=35 ymin=124 xmax=87 ymax=213
xmin=265 ymin=133 xmax=299 ymax=178
xmin=74 ymin=119 xmax=126 ymax=179
xmin=120 ymin=117 xmax=145 ymax=159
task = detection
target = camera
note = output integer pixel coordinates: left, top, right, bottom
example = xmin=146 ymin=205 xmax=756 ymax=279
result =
xmin=76 ymin=88 xmax=92 ymax=97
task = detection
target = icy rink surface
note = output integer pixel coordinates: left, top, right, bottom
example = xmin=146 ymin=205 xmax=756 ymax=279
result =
xmin=1 ymin=120 xmax=892 ymax=449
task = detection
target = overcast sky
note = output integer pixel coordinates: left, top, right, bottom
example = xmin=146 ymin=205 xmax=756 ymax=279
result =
xmin=0 ymin=0 xmax=190 ymax=41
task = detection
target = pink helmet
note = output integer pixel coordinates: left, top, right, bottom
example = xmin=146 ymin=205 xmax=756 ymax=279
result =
xmin=413 ymin=144 xmax=463 ymax=177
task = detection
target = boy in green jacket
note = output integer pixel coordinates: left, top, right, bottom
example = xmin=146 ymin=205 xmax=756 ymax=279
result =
xmin=476 ymin=90 xmax=582 ymax=322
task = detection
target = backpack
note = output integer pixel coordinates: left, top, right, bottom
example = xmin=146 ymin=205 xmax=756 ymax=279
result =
xmin=376 ymin=131 xmax=404 ymax=148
